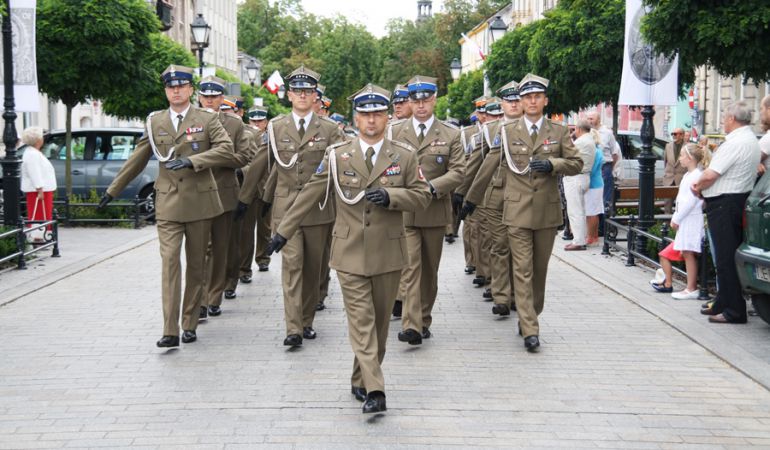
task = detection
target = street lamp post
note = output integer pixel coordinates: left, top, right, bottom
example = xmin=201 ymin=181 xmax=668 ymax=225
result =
xmin=190 ymin=13 xmax=210 ymax=77
xmin=246 ymin=59 xmax=260 ymax=97
xmin=489 ymin=16 xmax=507 ymax=44
xmin=277 ymin=84 xmax=286 ymax=101
xmin=1 ymin=0 xmax=20 ymax=227
xmin=636 ymin=105 xmax=657 ymax=252
xmin=450 ymin=58 xmax=461 ymax=81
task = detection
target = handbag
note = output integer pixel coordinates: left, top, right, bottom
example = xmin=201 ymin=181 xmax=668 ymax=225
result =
xmin=28 ymin=195 xmax=47 ymax=243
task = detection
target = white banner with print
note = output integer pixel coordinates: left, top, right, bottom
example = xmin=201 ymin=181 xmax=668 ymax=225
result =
xmin=0 ymin=0 xmax=39 ymax=112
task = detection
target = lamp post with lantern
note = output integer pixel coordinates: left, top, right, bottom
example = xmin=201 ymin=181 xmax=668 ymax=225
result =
xmin=190 ymin=13 xmax=210 ymax=77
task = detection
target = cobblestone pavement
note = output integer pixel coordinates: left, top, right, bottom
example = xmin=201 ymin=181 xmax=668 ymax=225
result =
xmin=1 ymin=231 xmax=770 ymax=448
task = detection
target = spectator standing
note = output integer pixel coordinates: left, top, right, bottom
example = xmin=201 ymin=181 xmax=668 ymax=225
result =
xmin=586 ymin=111 xmax=618 ymax=235
xmin=585 ymin=134 xmax=604 ymax=245
xmin=563 ymin=120 xmax=595 ymax=250
xmin=693 ymin=101 xmax=760 ymax=324
xmin=758 ymin=95 xmax=770 ymax=173
xmin=20 ymin=127 xmax=56 ymax=239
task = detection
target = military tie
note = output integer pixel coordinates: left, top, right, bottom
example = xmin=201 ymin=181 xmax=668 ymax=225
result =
xmin=418 ymin=123 xmax=427 ymax=145
xmin=365 ymin=146 xmax=375 ymax=172
xmin=298 ymin=118 xmax=306 ymax=139
xmin=175 ymin=114 xmax=184 ymax=132
xmin=530 ymin=123 xmax=538 ymax=143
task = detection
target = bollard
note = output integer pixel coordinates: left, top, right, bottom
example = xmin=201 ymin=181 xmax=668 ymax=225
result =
xmin=52 ymin=209 xmax=60 ymax=258
xmin=698 ymin=235 xmax=710 ymax=300
xmin=15 ymin=219 xmax=26 ymax=270
xmin=626 ymin=216 xmax=636 ymax=266
xmin=133 ymin=195 xmax=140 ymax=229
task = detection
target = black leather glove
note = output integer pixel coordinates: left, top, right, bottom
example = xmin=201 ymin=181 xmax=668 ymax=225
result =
xmin=266 ymin=233 xmax=287 ymax=255
xmin=165 ymin=157 xmax=193 ymax=171
xmin=365 ymin=188 xmax=390 ymax=207
xmin=529 ymin=158 xmax=553 ymax=173
xmin=459 ymin=201 xmax=476 ymax=220
xmin=261 ymin=202 xmax=272 ymax=218
xmin=233 ymin=201 xmax=248 ymax=221
xmin=97 ymin=193 xmax=113 ymax=211
xmin=452 ymin=193 xmax=464 ymax=209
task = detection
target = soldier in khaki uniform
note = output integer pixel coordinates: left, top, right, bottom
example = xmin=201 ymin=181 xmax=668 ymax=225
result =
xmin=234 ymin=106 xmax=271 ymax=285
xmin=267 ymin=84 xmax=431 ymax=413
xmin=497 ymin=74 xmax=582 ymax=351
xmin=391 ymin=84 xmax=412 ymax=120
xmin=390 ymin=75 xmax=465 ymax=345
xmin=99 ymin=65 xmax=235 ymax=347
xmin=237 ymin=66 xmax=345 ymax=347
xmin=190 ymin=81 xmax=253 ymax=318
xmin=462 ymin=80 xmax=524 ymax=315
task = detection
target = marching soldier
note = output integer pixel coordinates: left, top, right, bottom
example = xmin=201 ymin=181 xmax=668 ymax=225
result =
xmin=99 ymin=65 xmax=235 ymax=347
xmin=496 ymin=74 xmax=582 ymax=351
xmin=390 ymin=75 xmax=465 ymax=345
xmin=462 ymin=80 xmax=524 ymax=315
xmin=266 ymin=84 xmax=431 ymax=413
xmin=236 ymin=106 xmax=272 ymax=285
xmin=195 ymin=79 xmax=253 ymax=315
xmin=391 ymin=84 xmax=412 ymax=120
xmin=237 ymin=65 xmax=345 ymax=347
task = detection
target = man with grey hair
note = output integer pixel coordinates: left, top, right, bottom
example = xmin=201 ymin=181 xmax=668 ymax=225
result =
xmin=692 ymin=100 xmax=760 ymax=324
xmin=758 ymin=95 xmax=770 ymax=173
xmin=563 ymin=120 xmax=596 ymax=250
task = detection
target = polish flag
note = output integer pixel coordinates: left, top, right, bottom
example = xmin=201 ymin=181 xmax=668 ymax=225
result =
xmin=462 ymin=33 xmax=485 ymax=61
xmin=263 ymin=70 xmax=284 ymax=94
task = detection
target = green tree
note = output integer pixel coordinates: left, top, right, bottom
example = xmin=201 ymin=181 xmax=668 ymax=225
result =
xmin=447 ymin=69 xmax=485 ymax=122
xmin=37 ymin=0 xmax=158 ymax=196
xmin=435 ymin=96 xmax=449 ymax=120
xmin=102 ymin=34 xmax=197 ymax=120
xmin=642 ymin=0 xmax=770 ymax=83
xmin=485 ymin=20 xmax=541 ymax=92
xmin=377 ymin=18 xmax=446 ymax=94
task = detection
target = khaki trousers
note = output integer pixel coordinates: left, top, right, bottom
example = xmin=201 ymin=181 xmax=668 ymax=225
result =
xmin=462 ymin=216 xmax=477 ymax=267
xmin=401 ymin=226 xmax=446 ymax=331
xmin=156 ymin=218 xmax=212 ymax=336
xmin=488 ymin=208 xmax=513 ymax=307
xmin=319 ymin=223 xmax=333 ymax=302
xmin=281 ymin=222 xmax=332 ymax=335
xmin=338 ymin=270 xmax=400 ymax=393
xmin=204 ymin=210 xmax=235 ymax=307
xmin=476 ymin=208 xmax=493 ymax=279
xmin=508 ymin=226 xmax=557 ymax=337
xmin=224 ymin=213 xmax=242 ymax=292
xmin=237 ymin=198 xmax=272 ymax=279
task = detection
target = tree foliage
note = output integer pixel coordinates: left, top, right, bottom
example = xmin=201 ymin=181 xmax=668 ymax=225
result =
xmin=102 ymin=34 xmax=197 ymax=120
xmin=447 ymin=70 xmax=485 ymax=121
xmin=642 ymin=0 xmax=770 ymax=83
xmin=485 ymin=20 xmax=541 ymax=93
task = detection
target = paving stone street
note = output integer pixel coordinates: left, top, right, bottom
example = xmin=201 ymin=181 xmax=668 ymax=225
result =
xmin=1 ymin=228 xmax=770 ymax=448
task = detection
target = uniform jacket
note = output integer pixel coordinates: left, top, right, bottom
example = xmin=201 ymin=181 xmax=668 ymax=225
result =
xmin=389 ymin=117 xmax=465 ymax=227
xmin=276 ymin=139 xmax=432 ymax=277
xmin=238 ymin=127 xmax=269 ymax=204
xmin=188 ymin=112 xmax=253 ymax=212
xmin=662 ymin=141 xmax=687 ymax=186
xmin=466 ymin=119 xmax=509 ymax=210
xmin=239 ymin=113 xmax=344 ymax=228
xmin=500 ymin=117 xmax=582 ymax=229
xmin=107 ymin=106 xmax=234 ymax=223
xmin=456 ymin=130 xmax=484 ymax=196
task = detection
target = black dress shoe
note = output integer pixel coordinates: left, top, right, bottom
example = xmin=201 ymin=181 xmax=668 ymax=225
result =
xmin=465 ymin=266 xmax=476 ymax=274
xmin=258 ymin=263 xmax=269 ymax=272
xmin=524 ymin=335 xmax=540 ymax=352
xmin=392 ymin=300 xmax=402 ymax=318
xmin=482 ymin=288 xmax=492 ymax=299
xmin=208 ymin=305 xmax=222 ymax=316
xmin=239 ymin=274 xmax=252 ymax=284
xmin=199 ymin=306 xmax=208 ymax=320
xmin=303 ymin=327 xmax=317 ymax=339
xmin=517 ymin=321 xmax=522 ymax=336
xmin=181 ymin=330 xmax=197 ymax=343
xmin=398 ymin=328 xmax=422 ymax=345
xmin=315 ymin=301 xmax=326 ymax=311
xmin=444 ymin=234 xmax=455 ymax=244
xmin=224 ymin=290 xmax=236 ymax=299
xmin=362 ymin=391 xmax=386 ymax=414
xmin=283 ymin=334 xmax=302 ymax=346
xmin=421 ymin=327 xmax=431 ymax=339
xmin=492 ymin=304 xmax=510 ymax=316
xmin=351 ymin=386 xmax=367 ymax=402
xmin=562 ymin=233 xmax=573 ymax=241
xmin=156 ymin=335 xmax=179 ymax=348
xmin=473 ymin=276 xmax=486 ymax=286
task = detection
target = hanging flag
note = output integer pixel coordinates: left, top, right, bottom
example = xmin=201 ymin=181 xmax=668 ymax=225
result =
xmin=0 ymin=0 xmax=39 ymax=112
xmin=461 ymin=33 xmax=485 ymax=61
xmin=263 ymin=70 xmax=284 ymax=94
xmin=618 ymin=0 xmax=678 ymax=106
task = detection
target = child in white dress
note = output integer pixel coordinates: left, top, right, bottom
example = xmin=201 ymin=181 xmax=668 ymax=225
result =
xmin=651 ymin=143 xmax=706 ymax=299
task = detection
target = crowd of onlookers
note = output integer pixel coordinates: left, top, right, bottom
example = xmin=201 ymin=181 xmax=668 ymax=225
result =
xmin=561 ymin=96 xmax=770 ymax=325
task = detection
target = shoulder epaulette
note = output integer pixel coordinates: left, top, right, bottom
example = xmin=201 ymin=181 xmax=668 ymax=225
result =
xmin=389 ymin=118 xmax=406 ymax=127
xmin=441 ymin=120 xmax=459 ymax=130
xmin=390 ymin=139 xmax=416 ymax=153
xmin=327 ymin=140 xmax=349 ymax=151
xmin=547 ymin=119 xmax=567 ymax=131
xmin=319 ymin=115 xmax=339 ymax=126
xmin=269 ymin=114 xmax=287 ymax=124
xmin=193 ymin=106 xmax=217 ymax=117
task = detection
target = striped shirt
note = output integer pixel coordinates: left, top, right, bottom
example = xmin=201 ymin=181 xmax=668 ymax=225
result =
xmin=703 ymin=125 xmax=760 ymax=197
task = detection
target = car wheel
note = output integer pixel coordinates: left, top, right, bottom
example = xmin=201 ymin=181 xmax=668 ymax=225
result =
xmin=751 ymin=294 xmax=770 ymax=326
xmin=138 ymin=185 xmax=155 ymax=215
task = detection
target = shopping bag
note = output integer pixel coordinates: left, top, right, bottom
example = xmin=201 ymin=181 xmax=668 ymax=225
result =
xmin=28 ymin=196 xmax=46 ymax=243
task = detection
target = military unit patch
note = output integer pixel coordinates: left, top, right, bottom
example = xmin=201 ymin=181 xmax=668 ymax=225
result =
xmin=315 ymin=160 xmax=325 ymax=174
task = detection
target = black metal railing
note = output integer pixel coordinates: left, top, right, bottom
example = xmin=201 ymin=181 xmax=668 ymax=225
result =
xmin=18 ymin=196 xmax=152 ymax=229
xmin=602 ymin=215 xmax=713 ymax=300
xmin=0 ymin=211 xmax=60 ymax=269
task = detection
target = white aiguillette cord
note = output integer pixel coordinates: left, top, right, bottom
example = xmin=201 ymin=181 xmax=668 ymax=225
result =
xmin=501 ymin=124 xmax=531 ymax=175
xmin=146 ymin=111 xmax=176 ymax=162
xmin=318 ymin=148 xmax=367 ymax=210
xmin=268 ymin=121 xmax=299 ymax=171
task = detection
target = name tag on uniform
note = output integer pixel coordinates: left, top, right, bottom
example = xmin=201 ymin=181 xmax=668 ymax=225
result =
xmin=343 ymin=170 xmax=356 ymax=176
xmin=158 ymin=131 xmax=169 ymax=136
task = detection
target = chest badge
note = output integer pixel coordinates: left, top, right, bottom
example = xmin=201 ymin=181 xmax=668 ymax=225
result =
xmin=380 ymin=176 xmax=388 ymax=185
xmin=340 ymin=152 xmax=351 ymax=161
xmin=436 ymin=156 xmax=444 ymax=164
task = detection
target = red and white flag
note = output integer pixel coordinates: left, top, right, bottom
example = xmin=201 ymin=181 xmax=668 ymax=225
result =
xmin=263 ymin=70 xmax=284 ymax=94
xmin=461 ymin=33 xmax=485 ymax=61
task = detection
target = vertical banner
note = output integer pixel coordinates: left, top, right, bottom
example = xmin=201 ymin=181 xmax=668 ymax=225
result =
xmin=618 ymin=0 xmax=678 ymax=106
xmin=0 ymin=0 xmax=39 ymax=112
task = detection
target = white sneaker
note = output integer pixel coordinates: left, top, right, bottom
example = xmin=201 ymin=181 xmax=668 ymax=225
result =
xmin=671 ymin=289 xmax=700 ymax=300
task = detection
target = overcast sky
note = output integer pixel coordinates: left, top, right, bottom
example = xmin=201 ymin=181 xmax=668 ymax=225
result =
xmin=300 ymin=0 xmax=445 ymax=37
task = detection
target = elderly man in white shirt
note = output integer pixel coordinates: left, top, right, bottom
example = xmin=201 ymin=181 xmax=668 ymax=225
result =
xmin=692 ymin=101 xmax=760 ymax=324
xmin=563 ymin=120 xmax=596 ymax=250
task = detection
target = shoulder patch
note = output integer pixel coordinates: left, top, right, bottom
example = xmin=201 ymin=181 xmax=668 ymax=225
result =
xmin=390 ymin=139 xmax=416 ymax=153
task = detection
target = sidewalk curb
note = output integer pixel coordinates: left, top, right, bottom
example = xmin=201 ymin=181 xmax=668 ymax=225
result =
xmin=553 ymin=247 xmax=770 ymax=392
xmin=0 ymin=232 xmax=158 ymax=308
